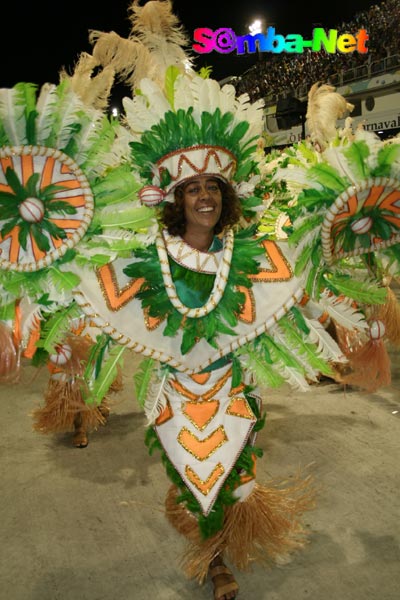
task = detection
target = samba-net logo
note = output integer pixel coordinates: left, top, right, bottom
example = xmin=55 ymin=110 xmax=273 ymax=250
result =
xmin=193 ymin=27 xmax=369 ymax=55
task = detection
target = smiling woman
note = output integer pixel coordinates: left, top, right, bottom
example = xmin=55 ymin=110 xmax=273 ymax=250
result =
xmin=1 ymin=3 xmax=397 ymax=600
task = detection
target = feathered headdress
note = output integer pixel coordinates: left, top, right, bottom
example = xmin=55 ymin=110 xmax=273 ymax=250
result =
xmin=87 ymin=0 xmax=266 ymax=214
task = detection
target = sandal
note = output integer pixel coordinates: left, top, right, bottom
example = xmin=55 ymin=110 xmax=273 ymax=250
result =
xmin=73 ymin=414 xmax=88 ymax=448
xmin=73 ymin=427 xmax=88 ymax=448
xmin=209 ymin=556 xmax=239 ymax=600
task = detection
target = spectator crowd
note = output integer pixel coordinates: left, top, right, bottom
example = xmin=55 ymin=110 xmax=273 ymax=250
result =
xmin=232 ymin=0 xmax=400 ymax=102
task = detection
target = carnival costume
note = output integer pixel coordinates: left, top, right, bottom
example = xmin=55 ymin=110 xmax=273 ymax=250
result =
xmin=1 ymin=0 xmax=400 ymax=591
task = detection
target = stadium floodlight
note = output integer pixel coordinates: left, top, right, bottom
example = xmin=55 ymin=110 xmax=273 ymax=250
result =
xmin=249 ymin=19 xmax=263 ymax=36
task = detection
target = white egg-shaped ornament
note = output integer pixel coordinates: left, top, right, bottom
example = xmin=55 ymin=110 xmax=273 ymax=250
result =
xmin=350 ymin=215 xmax=373 ymax=235
xmin=49 ymin=343 xmax=72 ymax=366
xmin=18 ymin=197 xmax=45 ymax=223
xmin=138 ymin=185 xmax=165 ymax=207
xmin=369 ymin=319 xmax=386 ymax=340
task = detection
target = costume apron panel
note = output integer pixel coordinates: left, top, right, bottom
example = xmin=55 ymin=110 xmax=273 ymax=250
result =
xmin=72 ymin=240 xmax=306 ymax=373
xmin=154 ymin=364 xmax=257 ymax=515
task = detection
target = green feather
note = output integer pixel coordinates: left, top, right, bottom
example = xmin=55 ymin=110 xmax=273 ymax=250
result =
xmin=38 ymin=304 xmax=79 ymax=353
xmin=134 ymin=357 xmax=156 ymax=409
xmin=343 ymin=141 xmax=370 ymax=180
xmin=279 ymin=317 xmax=332 ymax=375
xmin=93 ymin=165 xmax=142 ymax=208
xmin=85 ymin=344 xmax=126 ymax=405
xmin=372 ymin=143 xmax=400 ymax=177
xmin=288 ymin=213 xmax=323 ymax=246
xmin=242 ymin=344 xmax=286 ymax=388
xmin=0 ymin=301 xmax=16 ymax=321
xmin=80 ymin=117 xmax=117 ymax=172
xmin=100 ymin=206 xmax=155 ymax=230
xmin=48 ymin=267 xmax=81 ymax=292
xmin=308 ymin=163 xmax=348 ymax=192
xmin=164 ymin=66 xmax=180 ymax=108
xmin=328 ymin=274 xmax=388 ymax=304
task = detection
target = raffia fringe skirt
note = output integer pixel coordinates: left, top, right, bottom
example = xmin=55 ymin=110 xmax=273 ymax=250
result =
xmin=165 ymin=471 xmax=317 ymax=583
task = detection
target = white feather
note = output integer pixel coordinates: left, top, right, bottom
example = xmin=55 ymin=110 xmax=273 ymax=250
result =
xmin=233 ymin=94 xmax=264 ymax=141
xmin=318 ymin=290 xmax=369 ymax=331
xmin=36 ymin=83 xmax=59 ymax=144
xmin=144 ymin=371 xmax=169 ymax=425
xmin=323 ymin=146 xmax=359 ymax=186
xmin=276 ymin=362 xmax=311 ymax=391
xmin=54 ymin=91 xmax=87 ymax=149
xmin=271 ymin=328 xmax=322 ymax=382
xmin=303 ymin=316 xmax=347 ymax=362
xmin=174 ymin=74 xmax=195 ymax=111
xmin=73 ymin=108 xmax=105 ymax=164
xmin=123 ymin=90 xmax=169 ymax=134
xmin=0 ymin=87 xmax=27 ymax=145
xmin=219 ymin=84 xmax=237 ymax=114
xmin=19 ymin=299 xmax=44 ymax=342
xmin=272 ymin=166 xmax=323 ymax=190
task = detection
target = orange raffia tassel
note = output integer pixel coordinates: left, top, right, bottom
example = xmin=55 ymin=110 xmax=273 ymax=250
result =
xmin=339 ymin=320 xmax=391 ymax=393
xmin=0 ymin=320 xmax=20 ymax=383
xmin=32 ymin=333 xmax=108 ymax=434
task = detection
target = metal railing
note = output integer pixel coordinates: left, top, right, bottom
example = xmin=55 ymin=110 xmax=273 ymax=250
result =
xmin=292 ymin=54 xmax=400 ymax=102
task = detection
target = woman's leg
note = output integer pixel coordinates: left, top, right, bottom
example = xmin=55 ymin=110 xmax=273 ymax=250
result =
xmin=209 ymin=554 xmax=239 ymax=600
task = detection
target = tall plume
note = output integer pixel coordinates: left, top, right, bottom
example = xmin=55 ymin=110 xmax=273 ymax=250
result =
xmin=306 ymin=82 xmax=354 ymax=150
xmin=59 ymin=52 xmax=116 ymax=111
xmin=88 ymin=0 xmax=195 ymax=94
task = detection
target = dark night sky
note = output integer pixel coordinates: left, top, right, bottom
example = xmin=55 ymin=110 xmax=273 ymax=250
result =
xmin=2 ymin=0 xmax=379 ymax=92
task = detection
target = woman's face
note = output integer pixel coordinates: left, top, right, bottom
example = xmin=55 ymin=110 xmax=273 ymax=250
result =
xmin=181 ymin=176 xmax=223 ymax=234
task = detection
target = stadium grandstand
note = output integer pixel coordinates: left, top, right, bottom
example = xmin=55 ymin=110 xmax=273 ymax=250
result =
xmin=226 ymin=0 xmax=400 ymax=147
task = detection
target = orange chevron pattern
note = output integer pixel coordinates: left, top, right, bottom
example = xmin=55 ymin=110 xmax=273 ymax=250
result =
xmin=96 ymin=264 xmax=162 ymax=330
xmin=185 ymin=463 xmax=225 ymax=496
xmin=170 ymin=367 xmax=232 ymax=401
xmin=182 ymin=399 xmax=219 ymax=430
xmin=236 ymin=240 xmax=293 ymax=323
xmin=178 ymin=425 xmax=227 ymax=461
xmin=96 ymin=264 xmax=144 ymax=310
xmin=249 ymin=240 xmax=293 ymax=282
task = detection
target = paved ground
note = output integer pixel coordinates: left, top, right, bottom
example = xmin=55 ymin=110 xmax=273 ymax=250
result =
xmin=1 ymin=341 xmax=399 ymax=600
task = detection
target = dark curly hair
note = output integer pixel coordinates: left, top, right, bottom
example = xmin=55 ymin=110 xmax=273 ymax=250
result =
xmin=161 ymin=178 xmax=242 ymax=237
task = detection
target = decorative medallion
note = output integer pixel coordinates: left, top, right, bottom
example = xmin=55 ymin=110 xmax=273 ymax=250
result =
xmin=321 ymin=177 xmax=400 ymax=264
xmin=0 ymin=145 xmax=94 ymax=271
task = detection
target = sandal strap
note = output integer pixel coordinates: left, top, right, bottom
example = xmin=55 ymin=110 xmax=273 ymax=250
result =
xmin=210 ymin=565 xmax=231 ymax=577
xmin=214 ymin=581 xmax=239 ymax=600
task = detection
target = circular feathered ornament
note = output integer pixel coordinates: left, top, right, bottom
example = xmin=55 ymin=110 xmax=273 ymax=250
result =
xmin=0 ymin=145 xmax=94 ymax=272
xmin=138 ymin=185 xmax=166 ymax=207
xmin=319 ymin=177 xmax=400 ymax=264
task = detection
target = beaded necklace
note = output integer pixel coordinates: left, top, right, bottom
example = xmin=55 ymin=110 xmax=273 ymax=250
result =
xmin=155 ymin=228 xmax=234 ymax=318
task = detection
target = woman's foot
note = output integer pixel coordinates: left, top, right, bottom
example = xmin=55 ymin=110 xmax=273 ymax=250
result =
xmin=209 ymin=555 xmax=239 ymax=600
xmin=73 ymin=414 xmax=88 ymax=448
